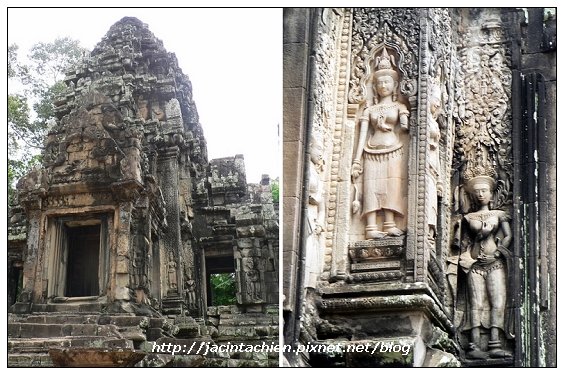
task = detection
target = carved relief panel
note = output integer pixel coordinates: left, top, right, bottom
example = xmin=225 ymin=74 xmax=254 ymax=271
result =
xmin=341 ymin=8 xmax=422 ymax=283
xmin=448 ymin=9 xmax=515 ymax=363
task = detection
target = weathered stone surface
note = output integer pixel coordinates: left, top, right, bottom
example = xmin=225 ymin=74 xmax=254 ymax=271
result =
xmin=48 ymin=348 xmax=145 ymax=367
xmin=283 ymin=43 xmax=309 ymax=89
xmin=8 ymin=16 xmax=278 ymax=368
xmin=283 ymin=8 xmax=311 ymax=44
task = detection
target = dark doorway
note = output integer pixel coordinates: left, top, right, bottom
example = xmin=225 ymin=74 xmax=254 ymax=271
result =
xmin=65 ymin=225 xmax=100 ymax=297
xmin=7 ymin=262 xmax=23 ymax=306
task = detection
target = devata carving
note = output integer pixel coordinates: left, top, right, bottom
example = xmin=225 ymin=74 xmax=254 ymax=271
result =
xmin=184 ymin=277 xmax=196 ymax=310
xmin=351 ymin=47 xmax=409 ymax=239
xmin=167 ymin=251 xmax=178 ymax=291
xmin=305 ymin=133 xmax=325 ymax=287
xmin=449 ymin=11 xmax=515 ymax=361
xmin=454 ymin=172 xmax=513 ymax=359
xmin=244 ymin=257 xmax=262 ymax=302
xmin=427 ymin=83 xmax=442 ymax=242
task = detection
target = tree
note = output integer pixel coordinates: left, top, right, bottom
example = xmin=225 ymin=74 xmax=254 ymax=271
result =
xmin=210 ymin=273 xmax=237 ymax=306
xmin=271 ymin=179 xmax=279 ymax=203
xmin=8 ymin=38 xmax=87 ymax=203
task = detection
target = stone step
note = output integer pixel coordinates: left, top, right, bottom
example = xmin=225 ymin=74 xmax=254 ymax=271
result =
xmin=8 ymin=337 xmax=134 ymax=353
xmin=8 ymin=323 xmax=123 ymax=338
xmin=149 ymin=317 xmax=169 ymax=328
xmin=98 ymin=315 xmax=150 ymax=327
xmin=13 ymin=314 xmax=100 ymax=324
xmin=30 ymin=303 xmax=106 ymax=313
xmin=9 ymin=313 xmax=155 ymax=325
xmin=8 ymin=353 xmax=54 ymax=367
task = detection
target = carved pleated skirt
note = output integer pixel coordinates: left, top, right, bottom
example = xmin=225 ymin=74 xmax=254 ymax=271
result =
xmin=362 ymin=146 xmax=405 ymax=217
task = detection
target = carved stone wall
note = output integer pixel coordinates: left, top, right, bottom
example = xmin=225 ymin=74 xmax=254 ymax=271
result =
xmin=283 ymin=7 xmax=556 ymax=368
xmin=448 ymin=9 xmax=516 ymax=365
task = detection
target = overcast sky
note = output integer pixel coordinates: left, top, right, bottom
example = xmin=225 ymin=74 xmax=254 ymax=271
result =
xmin=7 ymin=8 xmax=281 ymax=183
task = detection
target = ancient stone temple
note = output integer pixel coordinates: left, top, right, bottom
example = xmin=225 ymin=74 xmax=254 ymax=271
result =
xmin=283 ymin=8 xmax=555 ymax=367
xmin=8 ymin=17 xmax=278 ymax=367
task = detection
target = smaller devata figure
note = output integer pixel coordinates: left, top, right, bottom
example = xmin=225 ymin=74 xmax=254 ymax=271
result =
xmin=305 ymin=134 xmax=325 ymax=287
xmin=167 ymin=251 xmax=178 ymax=290
xmin=456 ymin=174 xmax=513 ymax=360
xmin=351 ymin=47 xmax=409 ymax=239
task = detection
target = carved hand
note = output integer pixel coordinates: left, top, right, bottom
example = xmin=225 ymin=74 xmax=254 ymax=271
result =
xmin=377 ymin=116 xmax=392 ymax=131
xmin=437 ymin=181 xmax=444 ymax=197
xmin=351 ymin=160 xmax=363 ymax=178
xmin=477 ymin=253 xmax=496 ymax=263
xmin=481 ymin=221 xmax=494 ymax=234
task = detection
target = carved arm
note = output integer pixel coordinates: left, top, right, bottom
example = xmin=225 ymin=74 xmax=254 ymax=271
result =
xmin=352 ymin=113 xmax=369 ymax=179
xmin=399 ymin=108 xmax=409 ymax=131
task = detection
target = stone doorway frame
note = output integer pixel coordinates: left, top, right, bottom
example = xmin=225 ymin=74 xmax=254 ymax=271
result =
xmin=46 ymin=213 xmax=110 ymax=301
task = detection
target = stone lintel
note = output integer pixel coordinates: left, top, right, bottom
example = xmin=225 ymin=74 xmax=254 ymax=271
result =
xmin=47 ymin=182 xmax=115 ymax=196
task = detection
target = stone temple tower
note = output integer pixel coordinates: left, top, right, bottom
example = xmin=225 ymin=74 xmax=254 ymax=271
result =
xmin=8 ymin=17 xmax=278 ymax=367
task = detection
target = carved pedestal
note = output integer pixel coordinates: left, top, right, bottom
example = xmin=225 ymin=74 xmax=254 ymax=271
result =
xmin=348 ymin=238 xmax=404 ymax=282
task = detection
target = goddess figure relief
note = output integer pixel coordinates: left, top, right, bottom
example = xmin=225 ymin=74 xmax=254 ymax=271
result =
xmin=244 ymin=257 xmax=262 ymax=302
xmin=167 ymin=251 xmax=178 ymax=290
xmin=351 ymin=47 xmax=410 ymax=239
xmin=184 ymin=278 xmax=196 ymax=310
xmin=427 ymin=83 xmax=442 ymax=241
xmin=305 ymin=134 xmax=325 ymax=287
xmin=456 ymin=173 xmax=513 ymax=359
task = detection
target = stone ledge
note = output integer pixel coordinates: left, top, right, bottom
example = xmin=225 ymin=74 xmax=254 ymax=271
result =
xmin=317 ymin=292 xmax=454 ymax=334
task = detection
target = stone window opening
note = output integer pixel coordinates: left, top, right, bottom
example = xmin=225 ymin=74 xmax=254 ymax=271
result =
xmin=204 ymin=255 xmax=236 ymax=307
xmin=47 ymin=215 xmax=110 ymax=300
xmin=209 ymin=272 xmax=237 ymax=306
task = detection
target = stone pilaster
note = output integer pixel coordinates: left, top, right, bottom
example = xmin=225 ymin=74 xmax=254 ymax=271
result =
xmin=157 ymin=145 xmax=184 ymax=312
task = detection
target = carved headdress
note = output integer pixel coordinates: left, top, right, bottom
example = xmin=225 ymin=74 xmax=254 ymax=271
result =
xmin=463 ymin=164 xmax=497 ymax=192
xmin=373 ymin=47 xmax=399 ymax=81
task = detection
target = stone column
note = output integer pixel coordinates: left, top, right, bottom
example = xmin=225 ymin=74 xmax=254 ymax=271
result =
xmin=21 ymin=209 xmax=42 ymax=307
xmin=114 ymin=201 xmax=133 ymax=301
xmin=157 ymin=145 xmax=184 ymax=313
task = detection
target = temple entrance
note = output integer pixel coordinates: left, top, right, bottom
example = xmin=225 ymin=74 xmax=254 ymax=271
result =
xmin=47 ymin=215 xmax=109 ymax=300
xmin=65 ymin=225 xmax=100 ymax=297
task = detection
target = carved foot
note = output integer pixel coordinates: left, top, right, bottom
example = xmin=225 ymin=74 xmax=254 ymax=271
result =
xmin=383 ymin=221 xmax=403 ymax=236
xmin=466 ymin=344 xmax=488 ymax=360
xmin=366 ymin=230 xmax=387 ymax=239
xmin=487 ymin=340 xmax=512 ymax=358
xmin=385 ymin=227 xmax=403 ymax=236
xmin=488 ymin=348 xmax=512 ymax=358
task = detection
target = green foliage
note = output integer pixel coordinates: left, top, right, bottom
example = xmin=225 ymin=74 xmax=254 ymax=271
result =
xmin=271 ymin=180 xmax=279 ymax=203
xmin=7 ymin=94 xmax=36 ymax=204
xmin=210 ymin=273 xmax=237 ymax=306
xmin=8 ymin=38 xmax=87 ymax=203
xmin=18 ymin=37 xmax=86 ymax=94
xmin=8 ymin=44 xmax=18 ymax=78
